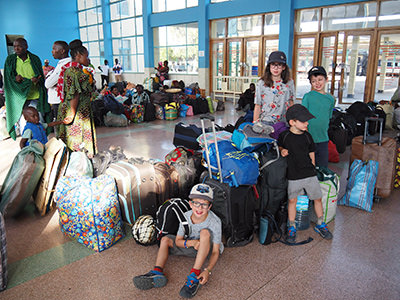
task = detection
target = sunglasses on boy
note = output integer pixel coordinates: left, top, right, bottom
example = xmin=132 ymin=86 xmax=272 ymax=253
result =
xmin=190 ymin=200 xmax=210 ymax=209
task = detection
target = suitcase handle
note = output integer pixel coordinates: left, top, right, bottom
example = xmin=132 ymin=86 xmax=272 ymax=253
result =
xmin=200 ymin=117 xmax=223 ymax=183
xmin=200 ymin=113 xmax=215 ymax=122
xmin=363 ymin=117 xmax=383 ymax=146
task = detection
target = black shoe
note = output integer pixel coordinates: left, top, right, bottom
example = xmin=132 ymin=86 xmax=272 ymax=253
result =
xmin=179 ymin=272 xmax=201 ymax=298
xmin=133 ymin=270 xmax=167 ymax=290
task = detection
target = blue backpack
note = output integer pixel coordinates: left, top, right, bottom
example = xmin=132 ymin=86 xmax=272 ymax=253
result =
xmin=203 ymin=140 xmax=259 ymax=187
xmin=231 ymin=122 xmax=275 ymax=152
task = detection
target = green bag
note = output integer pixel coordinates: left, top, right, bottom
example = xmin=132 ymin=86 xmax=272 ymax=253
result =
xmin=206 ymin=96 xmax=214 ymax=114
xmin=0 ymin=141 xmax=45 ymax=217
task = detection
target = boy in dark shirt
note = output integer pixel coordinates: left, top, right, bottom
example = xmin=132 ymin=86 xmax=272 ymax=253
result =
xmin=278 ymin=104 xmax=333 ymax=243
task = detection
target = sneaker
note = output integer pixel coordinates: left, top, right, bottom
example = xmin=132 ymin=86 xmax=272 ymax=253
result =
xmin=179 ymin=272 xmax=201 ymax=298
xmin=314 ymin=222 xmax=333 ymax=240
xmin=133 ymin=270 xmax=167 ymax=290
xmin=286 ymin=226 xmax=296 ymax=244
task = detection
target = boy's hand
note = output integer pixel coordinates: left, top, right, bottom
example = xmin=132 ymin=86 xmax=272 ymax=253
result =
xmin=280 ymin=148 xmax=289 ymax=157
xmin=191 ymin=239 xmax=200 ymax=250
xmin=197 ymin=270 xmax=210 ymax=285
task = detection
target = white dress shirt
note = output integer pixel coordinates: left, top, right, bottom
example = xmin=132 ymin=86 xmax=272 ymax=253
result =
xmin=45 ymin=57 xmax=72 ymax=104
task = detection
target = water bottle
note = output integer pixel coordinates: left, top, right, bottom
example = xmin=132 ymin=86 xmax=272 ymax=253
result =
xmin=295 ymin=195 xmax=310 ymax=231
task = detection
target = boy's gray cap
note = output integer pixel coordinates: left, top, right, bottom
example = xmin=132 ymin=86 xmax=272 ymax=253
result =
xmin=286 ymin=104 xmax=315 ymax=122
xmin=268 ymin=51 xmax=287 ymax=65
xmin=189 ymin=184 xmax=213 ymax=203
xmin=308 ymin=66 xmax=327 ymax=79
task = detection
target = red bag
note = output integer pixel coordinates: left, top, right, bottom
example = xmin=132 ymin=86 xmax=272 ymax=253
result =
xmin=328 ymin=140 xmax=339 ymax=163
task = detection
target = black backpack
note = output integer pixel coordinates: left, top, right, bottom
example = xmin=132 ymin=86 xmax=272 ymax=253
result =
xmin=155 ymin=198 xmax=191 ymax=239
xmin=91 ymin=99 xmax=107 ymax=126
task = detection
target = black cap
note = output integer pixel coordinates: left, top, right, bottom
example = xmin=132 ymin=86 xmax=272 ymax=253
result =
xmin=308 ymin=66 xmax=327 ymax=79
xmin=286 ymin=104 xmax=315 ymax=122
xmin=268 ymin=51 xmax=287 ymax=65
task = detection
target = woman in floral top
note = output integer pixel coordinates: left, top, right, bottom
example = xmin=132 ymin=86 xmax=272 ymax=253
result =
xmin=253 ymin=51 xmax=294 ymax=125
xmin=56 ymin=39 xmax=97 ymax=157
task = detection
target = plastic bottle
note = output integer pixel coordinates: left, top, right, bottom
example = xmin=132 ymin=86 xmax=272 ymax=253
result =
xmin=295 ymin=195 xmax=310 ymax=230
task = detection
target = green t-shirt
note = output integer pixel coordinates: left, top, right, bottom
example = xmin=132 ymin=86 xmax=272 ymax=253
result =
xmin=302 ymin=90 xmax=335 ymax=143
xmin=16 ymin=54 xmax=40 ymax=100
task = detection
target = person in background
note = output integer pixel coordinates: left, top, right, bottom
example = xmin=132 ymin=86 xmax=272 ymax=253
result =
xmin=133 ymin=183 xmax=223 ymax=299
xmin=302 ymin=66 xmax=335 ymax=167
xmin=45 ymin=41 xmax=71 ymax=124
xmin=155 ymin=60 xmax=169 ymax=84
xmin=0 ymin=70 xmax=3 ymax=91
xmin=278 ymin=104 xmax=333 ymax=244
xmin=132 ymin=84 xmax=150 ymax=105
xmin=113 ymin=58 xmax=123 ymax=82
xmin=3 ymin=37 xmax=50 ymax=140
xmin=56 ymin=39 xmax=97 ymax=157
xmin=236 ymin=82 xmax=256 ymax=111
xmin=253 ymin=51 xmax=294 ymax=125
xmin=98 ymin=59 xmax=110 ymax=89
xmin=42 ymin=59 xmax=55 ymax=78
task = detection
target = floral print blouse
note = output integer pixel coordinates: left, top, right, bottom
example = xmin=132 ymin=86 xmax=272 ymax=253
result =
xmin=254 ymin=79 xmax=295 ymax=124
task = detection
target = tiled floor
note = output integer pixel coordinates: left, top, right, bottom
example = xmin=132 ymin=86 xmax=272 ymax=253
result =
xmin=1 ymin=102 xmax=399 ymax=300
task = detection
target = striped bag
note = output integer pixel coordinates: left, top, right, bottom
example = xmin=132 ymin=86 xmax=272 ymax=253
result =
xmin=339 ymin=159 xmax=378 ymax=212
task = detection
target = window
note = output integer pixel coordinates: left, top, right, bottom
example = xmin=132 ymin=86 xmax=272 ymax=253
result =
xmin=152 ymin=0 xmax=198 ymax=13
xmin=153 ymin=23 xmax=199 ymax=74
xmin=78 ymin=0 xmax=104 ymax=68
xmin=211 ymin=0 xmax=231 ymax=3
xmin=321 ymin=3 xmax=377 ymax=31
xmin=379 ymin=0 xmax=400 ymax=27
xmin=228 ymin=15 xmax=262 ymax=37
xmin=295 ymin=8 xmax=320 ymax=33
xmin=110 ymin=0 xmax=144 ymax=72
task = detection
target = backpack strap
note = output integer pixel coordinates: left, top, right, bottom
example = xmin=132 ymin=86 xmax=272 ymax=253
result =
xmin=171 ymin=201 xmax=190 ymax=238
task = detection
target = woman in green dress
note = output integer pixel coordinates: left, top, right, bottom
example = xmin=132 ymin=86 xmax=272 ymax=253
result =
xmin=56 ymin=39 xmax=97 ymax=157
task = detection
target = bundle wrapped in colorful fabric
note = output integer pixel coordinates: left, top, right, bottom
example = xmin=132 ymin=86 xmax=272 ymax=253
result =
xmin=54 ymin=175 xmax=125 ymax=252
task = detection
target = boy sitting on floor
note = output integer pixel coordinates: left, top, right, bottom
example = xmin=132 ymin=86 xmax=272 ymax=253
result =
xmin=133 ymin=183 xmax=223 ymax=299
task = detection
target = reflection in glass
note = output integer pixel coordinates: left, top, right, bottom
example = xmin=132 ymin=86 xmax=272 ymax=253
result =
xmin=295 ymin=38 xmax=315 ymax=98
xmin=378 ymin=0 xmax=400 ymax=27
xmin=211 ymin=19 xmax=226 ymax=38
xmin=295 ymin=8 xmax=319 ymax=32
xmin=264 ymin=12 xmax=280 ymax=35
xmin=228 ymin=41 xmax=241 ymax=77
xmin=245 ymin=41 xmax=259 ymax=77
xmin=322 ymin=3 xmax=377 ymax=31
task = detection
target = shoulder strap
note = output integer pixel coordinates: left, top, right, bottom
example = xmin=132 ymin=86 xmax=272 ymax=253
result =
xmin=171 ymin=200 xmax=190 ymax=238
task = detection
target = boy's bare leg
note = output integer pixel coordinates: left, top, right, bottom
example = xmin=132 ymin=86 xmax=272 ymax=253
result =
xmin=155 ymin=236 xmax=173 ymax=269
xmin=313 ymin=198 xmax=323 ymax=219
xmin=287 ymin=198 xmax=297 ymax=223
xmin=193 ymin=229 xmax=211 ymax=270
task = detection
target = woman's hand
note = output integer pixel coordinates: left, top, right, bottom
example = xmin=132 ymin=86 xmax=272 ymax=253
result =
xmin=63 ymin=115 xmax=74 ymax=125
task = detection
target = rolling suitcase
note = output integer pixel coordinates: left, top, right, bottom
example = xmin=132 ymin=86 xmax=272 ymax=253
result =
xmin=200 ymin=114 xmax=255 ymax=247
xmin=350 ymin=117 xmax=397 ymax=199
xmin=105 ymin=160 xmax=159 ymax=225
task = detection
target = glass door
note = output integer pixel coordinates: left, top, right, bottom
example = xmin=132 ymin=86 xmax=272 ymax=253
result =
xmin=320 ymin=34 xmax=341 ymax=97
xmin=212 ymin=41 xmax=224 ymax=90
xmin=374 ymin=32 xmax=400 ymax=102
xmin=244 ymin=40 xmax=259 ymax=77
xmin=295 ymin=37 xmax=315 ymax=98
xmin=341 ymin=33 xmax=371 ymax=103
xmin=228 ymin=40 xmax=242 ymax=77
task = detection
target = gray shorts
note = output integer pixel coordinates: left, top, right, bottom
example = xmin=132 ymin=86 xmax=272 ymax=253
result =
xmin=166 ymin=234 xmax=212 ymax=258
xmin=288 ymin=176 xmax=322 ymax=200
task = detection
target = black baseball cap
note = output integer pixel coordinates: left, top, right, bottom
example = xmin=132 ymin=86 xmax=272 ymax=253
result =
xmin=286 ymin=104 xmax=315 ymax=122
xmin=308 ymin=66 xmax=327 ymax=79
xmin=268 ymin=51 xmax=287 ymax=65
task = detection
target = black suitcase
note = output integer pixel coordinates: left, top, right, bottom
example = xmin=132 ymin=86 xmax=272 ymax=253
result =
xmin=200 ymin=114 xmax=255 ymax=247
xmin=173 ymin=122 xmax=202 ymax=150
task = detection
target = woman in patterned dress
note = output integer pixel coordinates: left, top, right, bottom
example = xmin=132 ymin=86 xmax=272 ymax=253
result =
xmin=56 ymin=39 xmax=97 ymax=157
xmin=253 ymin=51 xmax=295 ymax=125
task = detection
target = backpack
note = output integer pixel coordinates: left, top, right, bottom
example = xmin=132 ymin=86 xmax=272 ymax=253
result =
xmin=155 ymin=198 xmax=191 ymax=239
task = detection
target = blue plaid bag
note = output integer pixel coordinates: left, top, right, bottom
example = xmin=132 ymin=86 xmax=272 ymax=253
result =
xmin=339 ymin=159 xmax=378 ymax=212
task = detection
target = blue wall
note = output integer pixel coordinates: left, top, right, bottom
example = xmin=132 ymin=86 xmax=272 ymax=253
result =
xmin=0 ymin=0 xmax=79 ymax=68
